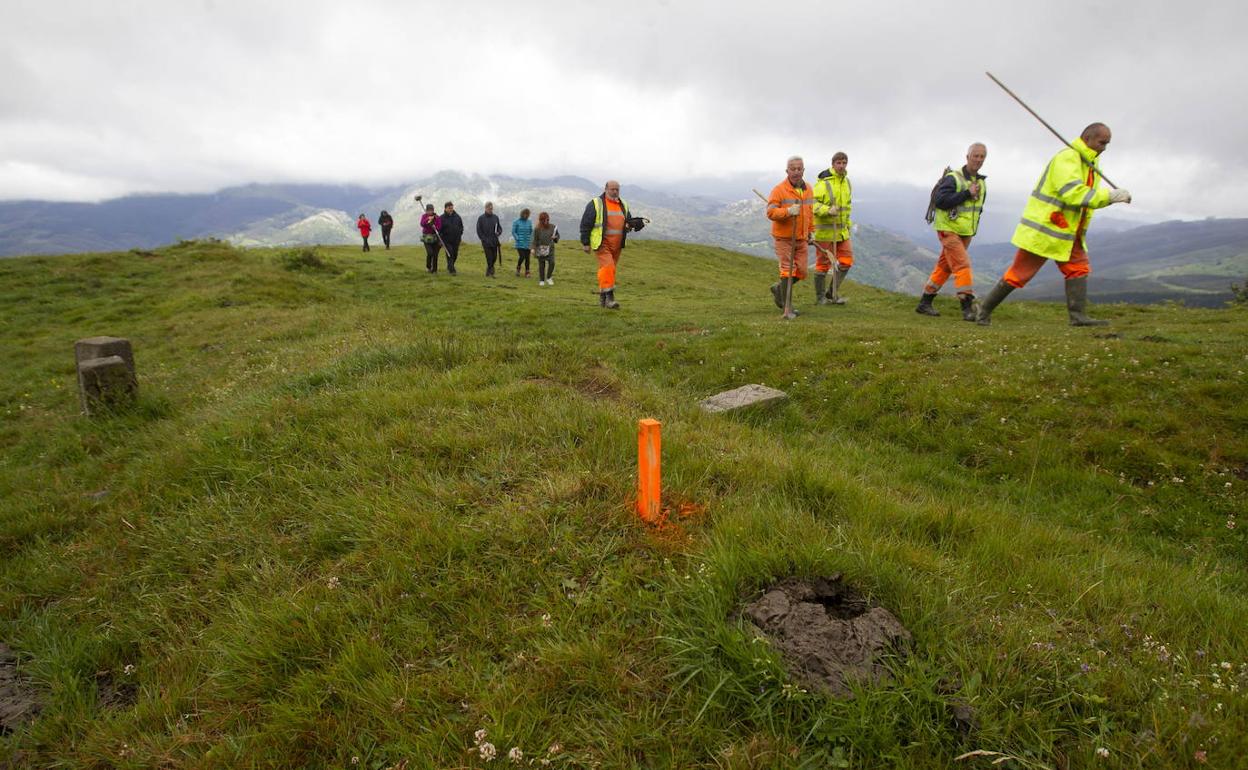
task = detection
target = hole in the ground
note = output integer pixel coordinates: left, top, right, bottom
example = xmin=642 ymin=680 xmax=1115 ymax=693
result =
xmin=741 ymin=575 xmax=911 ymax=698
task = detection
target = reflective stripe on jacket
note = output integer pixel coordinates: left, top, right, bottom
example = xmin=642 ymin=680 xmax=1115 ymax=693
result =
xmin=932 ymin=169 xmax=986 ymax=237
xmin=812 ymin=171 xmax=852 ymax=241
xmin=766 ymin=179 xmax=814 ymax=240
xmin=1010 ymin=137 xmax=1112 ymax=262
xmin=581 ymin=196 xmax=632 ymax=250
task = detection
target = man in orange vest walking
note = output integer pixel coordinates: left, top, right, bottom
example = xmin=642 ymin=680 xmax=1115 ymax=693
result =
xmin=766 ymin=156 xmax=815 ymax=320
xmin=580 ymin=180 xmax=636 ymax=309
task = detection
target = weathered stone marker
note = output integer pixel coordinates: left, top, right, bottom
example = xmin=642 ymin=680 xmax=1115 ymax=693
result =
xmin=699 ymin=383 xmax=787 ymax=414
xmin=75 ymin=336 xmax=137 ymax=414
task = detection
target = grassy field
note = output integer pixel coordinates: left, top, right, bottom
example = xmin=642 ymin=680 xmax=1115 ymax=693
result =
xmin=1 ymin=238 xmax=1246 ymax=769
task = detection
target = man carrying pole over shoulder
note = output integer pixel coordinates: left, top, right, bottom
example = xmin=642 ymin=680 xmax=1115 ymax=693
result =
xmin=917 ymin=143 xmax=988 ymax=320
xmin=976 ymin=123 xmax=1132 ymax=326
xmin=766 ymin=156 xmax=814 ymax=320
xmin=812 ymin=152 xmax=854 ymax=305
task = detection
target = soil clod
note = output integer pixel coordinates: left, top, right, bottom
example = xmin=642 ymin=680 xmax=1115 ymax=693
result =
xmin=0 ymin=643 xmax=42 ymax=735
xmin=743 ymin=575 xmax=911 ymax=698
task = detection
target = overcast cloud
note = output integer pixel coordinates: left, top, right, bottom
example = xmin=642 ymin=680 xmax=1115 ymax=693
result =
xmin=2 ymin=0 xmax=1245 ymax=220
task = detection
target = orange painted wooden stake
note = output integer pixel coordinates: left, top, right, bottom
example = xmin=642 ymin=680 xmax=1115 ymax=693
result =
xmin=637 ymin=418 xmax=662 ymax=522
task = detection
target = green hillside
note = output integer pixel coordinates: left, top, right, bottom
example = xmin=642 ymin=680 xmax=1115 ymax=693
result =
xmin=2 ymin=239 xmax=1246 ymax=769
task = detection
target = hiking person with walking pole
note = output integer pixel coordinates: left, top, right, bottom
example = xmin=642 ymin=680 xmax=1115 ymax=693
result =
xmin=765 ymin=156 xmax=814 ymax=320
xmin=916 ymin=143 xmax=988 ymax=320
xmin=812 ymin=152 xmax=853 ymax=305
xmin=378 ymin=210 xmax=394 ymax=249
xmin=419 ymin=203 xmax=443 ymax=273
xmin=976 ymin=123 xmax=1132 ymax=326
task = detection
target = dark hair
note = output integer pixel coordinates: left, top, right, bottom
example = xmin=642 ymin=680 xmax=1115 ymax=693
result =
xmin=444 ymin=201 xmax=454 ymax=208
xmin=425 ymin=204 xmax=434 ymax=212
xmin=520 ymin=208 xmax=530 ymax=218
xmin=538 ymin=212 xmax=550 ymax=226
xmin=832 ymin=151 xmax=848 ymax=163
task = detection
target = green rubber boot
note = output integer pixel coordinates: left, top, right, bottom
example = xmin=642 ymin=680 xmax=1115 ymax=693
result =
xmin=1065 ymin=276 xmax=1108 ymax=326
xmin=814 ymin=273 xmax=828 ymax=305
xmin=975 ymin=280 xmax=1015 ymax=326
xmin=959 ymin=294 xmax=978 ymax=322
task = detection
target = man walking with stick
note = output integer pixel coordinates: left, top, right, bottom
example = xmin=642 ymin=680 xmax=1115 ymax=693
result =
xmin=976 ymin=123 xmax=1132 ymax=326
xmin=765 ymin=156 xmax=814 ymax=320
xmin=811 ymin=152 xmax=853 ymax=305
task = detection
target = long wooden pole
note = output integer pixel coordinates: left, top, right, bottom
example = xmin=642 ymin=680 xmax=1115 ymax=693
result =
xmin=984 ymin=72 xmax=1119 ymax=190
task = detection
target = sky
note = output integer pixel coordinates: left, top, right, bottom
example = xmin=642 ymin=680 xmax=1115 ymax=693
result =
xmin=2 ymin=0 xmax=1246 ymax=221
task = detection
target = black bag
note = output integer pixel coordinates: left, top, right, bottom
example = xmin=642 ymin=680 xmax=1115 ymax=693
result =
xmin=626 ymin=216 xmax=647 ymax=232
xmin=924 ymin=167 xmax=952 ymax=225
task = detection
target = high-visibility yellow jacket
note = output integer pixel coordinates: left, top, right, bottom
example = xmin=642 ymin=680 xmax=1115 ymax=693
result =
xmin=931 ymin=168 xmax=986 ymax=237
xmin=813 ymin=170 xmax=852 ymax=241
xmin=1011 ymin=137 xmax=1112 ymax=262
xmin=580 ymin=195 xmax=632 ymax=250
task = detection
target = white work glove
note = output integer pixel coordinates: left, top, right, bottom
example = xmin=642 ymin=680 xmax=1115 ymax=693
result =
xmin=1108 ymin=189 xmax=1132 ymax=204
xmin=786 ymin=204 xmax=801 ymax=216
xmin=824 ymin=205 xmax=840 ymax=215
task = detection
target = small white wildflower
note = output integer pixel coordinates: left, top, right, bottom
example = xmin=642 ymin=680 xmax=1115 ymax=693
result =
xmin=123 ymin=664 xmax=136 ymax=676
xmin=547 ymin=743 xmax=562 ymax=756
xmin=327 ymin=576 xmax=341 ymax=589
xmin=1096 ymin=747 xmax=1110 ymax=758
xmin=351 ymin=757 xmax=360 ymax=766
xmin=541 ymin=613 xmax=552 ymax=627
xmin=508 ymin=746 xmax=523 ymax=763
xmin=1221 ymin=661 xmax=1233 ymax=670
xmin=479 ymin=741 xmax=497 ymax=762
xmin=474 ymin=728 xmax=488 ymax=745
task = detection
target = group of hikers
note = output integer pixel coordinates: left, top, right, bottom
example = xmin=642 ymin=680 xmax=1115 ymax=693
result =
xmin=353 ymin=202 xmax=562 ymax=285
xmin=349 ymin=181 xmax=646 ymax=307
xmin=346 ymin=123 xmax=1129 ymax=324
xmin=766 ymin=121 xmax=1132 ymax=326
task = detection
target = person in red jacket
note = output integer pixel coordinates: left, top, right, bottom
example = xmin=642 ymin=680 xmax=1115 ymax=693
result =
xmin=357 ymin=214 xmax=372 ymax=252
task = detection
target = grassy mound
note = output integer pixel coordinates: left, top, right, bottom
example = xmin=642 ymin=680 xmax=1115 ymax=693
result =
xmin=1 ymin=238 xmax=1245 ymax=768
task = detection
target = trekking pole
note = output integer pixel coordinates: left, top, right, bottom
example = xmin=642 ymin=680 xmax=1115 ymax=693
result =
xmin=984 ymin=72 xmax=1119 ymax=189
xmin=414 ymin=195 xmax=452 ymax=255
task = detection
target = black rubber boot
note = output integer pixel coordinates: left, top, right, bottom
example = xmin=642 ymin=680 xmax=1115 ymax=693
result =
xmin=959 ymin=294 xmax=977 ymax=322
xmin=770 ymin=281 xmax=784 ymax=309
xmin=599 ymin=291 xmax=608 ymax=308
xmin=604 ymin=289 xmax=620 ymax=310
xmin=1065 ymin=276 xmax=1109 ymax=326
xmin=814 ymin=273 xmax=828 ymax=305
xmin=915 ymin=292 xmax=940 ymax=316
xmin=975 ymin=280 xmax=1015 ymax=326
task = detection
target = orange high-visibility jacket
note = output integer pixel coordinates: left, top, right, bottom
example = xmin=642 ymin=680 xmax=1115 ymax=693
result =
xmin=766 ymin=179 xmax=814 ymax=240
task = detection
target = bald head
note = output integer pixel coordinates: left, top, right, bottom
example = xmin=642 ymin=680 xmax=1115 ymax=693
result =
xmin=1080 ymin=123 xmax=1112 ymax=154
xmin=966 ymin=143 xmax=987 ymax=174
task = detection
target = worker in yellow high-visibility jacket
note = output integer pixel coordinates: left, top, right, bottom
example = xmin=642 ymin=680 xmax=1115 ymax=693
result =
xmin=977 ymin=123 xmax=1132 ymax=326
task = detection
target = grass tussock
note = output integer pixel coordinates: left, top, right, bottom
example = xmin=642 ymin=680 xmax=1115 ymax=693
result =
xmin=1 ymin=238 xmax=1246 ymax=768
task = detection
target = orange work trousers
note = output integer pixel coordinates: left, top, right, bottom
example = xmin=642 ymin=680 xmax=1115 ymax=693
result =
xmin=925 ymin=231 xmax=975 ymax=296
xmin=1003 ymin=241 xmax=1090 ymax=288
xmin=596 ymin=237 xmax=623 ymax=291
xmin=814 ymin=239 xmax=853 ymax=273
xmin=773 ymin=237 xmax=808 ymax=280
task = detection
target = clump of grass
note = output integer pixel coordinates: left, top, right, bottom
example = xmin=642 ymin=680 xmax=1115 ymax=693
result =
xmin=277 ymin=246 xmax=339 ymax=273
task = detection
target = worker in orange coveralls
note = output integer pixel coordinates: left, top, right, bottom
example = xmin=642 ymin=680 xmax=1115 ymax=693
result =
xmin=580 ymin=180 xmax=637 ymax=309
xmin=766 ymin=155 xmax=814 ymax=320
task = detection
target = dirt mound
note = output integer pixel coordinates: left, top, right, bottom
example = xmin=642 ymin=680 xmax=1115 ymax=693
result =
xmin=743 ymin=575 xmax=911 ymax=698
xmin=0 ymin=643 xmax=41 ymax=735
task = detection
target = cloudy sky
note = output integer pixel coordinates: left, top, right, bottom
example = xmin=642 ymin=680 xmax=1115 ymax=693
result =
xmin=3 ymin=0 xmax=1245 ymax=220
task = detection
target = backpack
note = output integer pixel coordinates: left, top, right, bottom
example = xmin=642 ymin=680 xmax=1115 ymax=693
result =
xmin=924 ymin=167 xmax=953 ymax=225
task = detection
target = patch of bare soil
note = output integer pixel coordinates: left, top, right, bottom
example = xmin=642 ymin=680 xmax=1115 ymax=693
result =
xmin=0 ymin=644 xmax=41 ymax=735
xmin=743 ymin=575 xmax=911 ymax=698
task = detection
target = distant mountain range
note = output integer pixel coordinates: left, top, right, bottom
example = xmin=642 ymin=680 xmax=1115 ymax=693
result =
xmin=2 ymin=172 xmax=1243 ymax=306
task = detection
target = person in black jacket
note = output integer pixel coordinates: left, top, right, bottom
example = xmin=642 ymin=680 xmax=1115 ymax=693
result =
xmin=440 ymin=201 xmax=464 ymax=275
xmin=476 ymin=201 xmax=503 ymax=277
xmin=378 ymin=210 xmax=394 ymax=249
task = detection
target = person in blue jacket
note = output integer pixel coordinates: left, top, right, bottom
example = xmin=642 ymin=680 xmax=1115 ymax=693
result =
xmin=512 ymin=208 xmax=534 ymax=277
